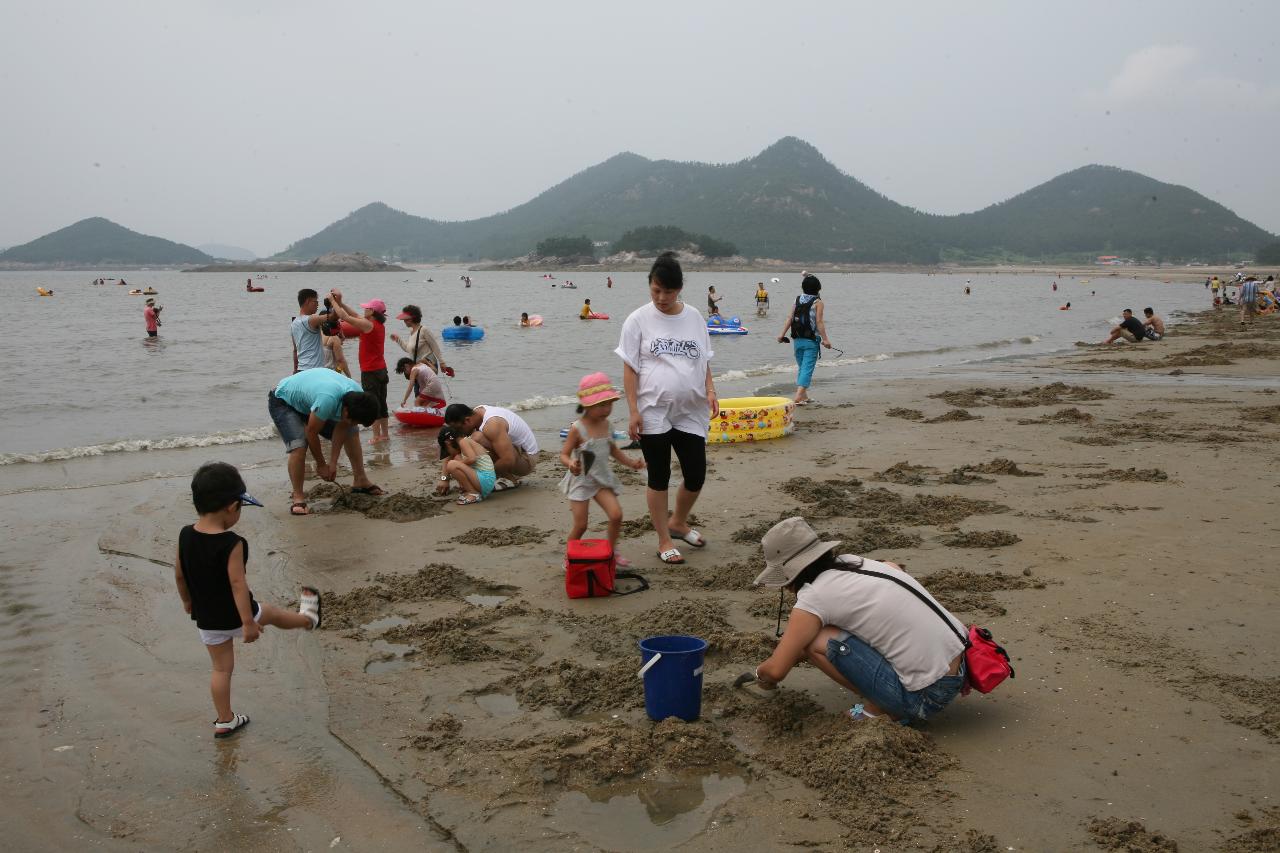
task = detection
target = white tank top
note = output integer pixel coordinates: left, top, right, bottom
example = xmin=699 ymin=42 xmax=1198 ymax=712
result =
xmin=479 ymin=405 xmax=539 ymax=455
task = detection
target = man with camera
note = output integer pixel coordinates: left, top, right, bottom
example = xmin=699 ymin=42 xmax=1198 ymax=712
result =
xmin=291 ymin=288 xmax=329 ymax=373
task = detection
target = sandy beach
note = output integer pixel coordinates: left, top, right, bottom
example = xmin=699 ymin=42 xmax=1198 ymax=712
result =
xmin=3 ymin=308 xmax=1278 ymax=851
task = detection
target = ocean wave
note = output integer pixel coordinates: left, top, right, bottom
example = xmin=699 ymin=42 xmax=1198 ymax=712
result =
xmin=506 ymin=394 xmax=578 ymax=412
xmin=0 ymin=425 xmax=276 ymax=466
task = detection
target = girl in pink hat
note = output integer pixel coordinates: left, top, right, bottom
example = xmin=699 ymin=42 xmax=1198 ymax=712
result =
xmin=559 ymin=373 xmax=646 ymax=565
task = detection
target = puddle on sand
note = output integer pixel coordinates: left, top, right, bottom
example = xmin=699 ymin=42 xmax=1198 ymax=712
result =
xmin=463 ymin=594 xmax=509 ymax=608
xmin=364 ymin=639 xmax=416 ymax=674
xmin=361 ymin=615 xmax=410 ymax=633
xmin=547 ymin=768 xmax=746 ymax=851
xmin=474 ymin=692 xmax=521 ymax=716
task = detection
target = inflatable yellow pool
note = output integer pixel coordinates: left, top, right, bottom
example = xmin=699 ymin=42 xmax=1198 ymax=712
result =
xmin=709 ymin=396 xmax=794 ymax=444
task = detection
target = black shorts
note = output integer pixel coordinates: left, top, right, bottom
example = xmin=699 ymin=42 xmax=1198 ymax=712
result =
xmin=361 ymin=368 xmax=390 ymax=418
xmin=638 ymin=429 xmax=707 ymax=492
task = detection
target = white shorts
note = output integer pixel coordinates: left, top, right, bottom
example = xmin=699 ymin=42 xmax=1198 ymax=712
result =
xmin=198 ymin=603 xmax=262 ymax=646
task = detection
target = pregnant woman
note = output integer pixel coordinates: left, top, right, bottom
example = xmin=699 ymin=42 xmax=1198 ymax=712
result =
xmin=615 ymin=252 xmax=719 ymax=565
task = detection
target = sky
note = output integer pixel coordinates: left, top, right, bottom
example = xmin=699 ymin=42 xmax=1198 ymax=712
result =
xmin=1 ymin=1 xmax=1277 ymax=256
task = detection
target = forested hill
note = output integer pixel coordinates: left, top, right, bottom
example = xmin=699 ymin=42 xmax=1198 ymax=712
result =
xmin=0 ymin=218 xmax=212 ymax=266
xmin=938 ymin=165 xmax=1273 ymax=261
xmin=273 ymin=138 xmax=1271 ymax=263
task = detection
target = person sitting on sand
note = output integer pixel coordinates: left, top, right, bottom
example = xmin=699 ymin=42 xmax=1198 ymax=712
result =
xmin=396 ymin=357 xmax=446 ymax=409
xmin=442 ymin=403 xmax=540 ymax=490
xmin=749 ymin=517 xmax=967 ymax=724
xmin=436 ymin=426 xmax=496 ymax=505
xmin=1103 ymin=309 xmax=1148 ymax=344
xmin=1142 ymin=307 xmax=1165 ymax=340
xmin=175 ymin=462 xmax=321 ymax=740
xmin=268 ymin=367 xmax=384 ymax=515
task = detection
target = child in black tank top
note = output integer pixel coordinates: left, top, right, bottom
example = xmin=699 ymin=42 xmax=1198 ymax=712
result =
xmin=174 ymin=462 xmax=323 ymax=739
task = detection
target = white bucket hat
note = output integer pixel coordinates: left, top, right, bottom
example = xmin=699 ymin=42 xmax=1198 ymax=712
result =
xmin=753 ymin=517 xmax=841 ymax=587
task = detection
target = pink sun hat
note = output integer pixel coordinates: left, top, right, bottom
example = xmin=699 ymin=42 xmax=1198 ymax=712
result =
xmin=577 ymin=372 xmax=620 ymax=407
xmin=359 ymin=298 xmax=387 ymax=313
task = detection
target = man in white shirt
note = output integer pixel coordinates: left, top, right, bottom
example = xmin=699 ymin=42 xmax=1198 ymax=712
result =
xmin=442 ymin=403 xmax=539 ymax=487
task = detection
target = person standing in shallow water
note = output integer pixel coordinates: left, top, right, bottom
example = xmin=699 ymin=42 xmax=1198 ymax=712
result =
xmin=615 ymin=251 xmax=719 ymax=565
xmin=778 ymin=274 xmax=833 ymax=405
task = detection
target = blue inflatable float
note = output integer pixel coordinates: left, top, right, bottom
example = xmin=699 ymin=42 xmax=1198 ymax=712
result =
xmin=442 ymin=325 xmax=484 ymax=341
xmin=707 ymin=315 xmax=748 ymax=336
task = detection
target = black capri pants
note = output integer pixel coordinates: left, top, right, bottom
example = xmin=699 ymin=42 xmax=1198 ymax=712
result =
xmin=638 ymin=428 xmax=707 ymax=492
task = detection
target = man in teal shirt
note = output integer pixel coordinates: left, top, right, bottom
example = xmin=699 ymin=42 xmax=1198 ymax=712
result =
xmin=268 ymin=368 xmax=384 ymax=515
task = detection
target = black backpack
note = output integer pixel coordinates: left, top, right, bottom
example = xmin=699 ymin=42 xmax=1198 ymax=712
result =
xmin=790 ymin=295 xmax=818 ymax=340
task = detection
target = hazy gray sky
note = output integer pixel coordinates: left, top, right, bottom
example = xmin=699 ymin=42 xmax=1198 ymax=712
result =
xmin=2 ymin=1 xmax=1276 ymax=255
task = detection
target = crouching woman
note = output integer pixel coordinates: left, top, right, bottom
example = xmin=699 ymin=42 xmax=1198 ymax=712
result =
xmin=751 ymin=517 xmax=967 ymax=724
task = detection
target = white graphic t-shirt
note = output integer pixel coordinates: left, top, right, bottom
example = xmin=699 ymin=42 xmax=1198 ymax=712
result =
xmin=614 ymin=302 xmax=714 ymax=437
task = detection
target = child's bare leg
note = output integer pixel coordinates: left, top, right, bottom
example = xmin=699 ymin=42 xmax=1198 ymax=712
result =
xmin=569 ymin=499 xmax=590 ymax=540
xmin=206 ymin=641 xmax=235 ymax=722
xmin=594 ymin=489 xmax=623 ymax=550
xmin=257 ymin=602 xmax=312 ymax=631
xmin=446 ymin=460 xmax=481 ymax=493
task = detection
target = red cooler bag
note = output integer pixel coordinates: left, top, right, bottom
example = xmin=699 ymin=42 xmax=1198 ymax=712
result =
xmin=565 ymin=539 xmax=648 ymax=598
xmin=565 ymin=539 xmax=617 ymax=598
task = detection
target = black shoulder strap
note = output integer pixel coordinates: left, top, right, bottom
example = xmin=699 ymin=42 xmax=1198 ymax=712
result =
xmin=610 ymin=570 xmax=650 ymax=596
xmin=849 ymin=565 xmax=970 ymax=648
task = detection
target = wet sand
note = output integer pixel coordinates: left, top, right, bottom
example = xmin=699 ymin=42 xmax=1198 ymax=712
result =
xmin=3 ymin=310 xmax=1279 ymax=850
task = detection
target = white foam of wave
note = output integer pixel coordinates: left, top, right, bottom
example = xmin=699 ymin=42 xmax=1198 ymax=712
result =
xmin=0 ymin=425 xmax=276 ymax=466
xmin=506 ymin=394 xmax=578 ymax=412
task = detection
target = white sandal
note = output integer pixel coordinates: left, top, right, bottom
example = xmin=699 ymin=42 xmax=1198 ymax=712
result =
xmin=214 ymin=713 xmax=250 ymax=738
xmin=299 ymin=586 xmax=322 ymax=629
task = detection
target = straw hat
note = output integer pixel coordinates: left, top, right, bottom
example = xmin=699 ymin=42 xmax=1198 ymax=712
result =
xmin=753 ymin=517 xmax=841 ymax=587
xmin=577 ymin=372 xmax=620 ymax=407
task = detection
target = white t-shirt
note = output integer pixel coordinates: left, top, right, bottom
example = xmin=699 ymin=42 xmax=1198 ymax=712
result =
xmin=793 ymin=556 xmax=966 ymax=692
xmin=479 ymin=405 xmax=539 ymax=455
xmin=614 ymin=302 xmax=715 ymax=437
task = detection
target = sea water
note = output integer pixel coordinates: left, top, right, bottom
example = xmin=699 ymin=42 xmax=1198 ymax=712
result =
xmin=0 ymin=268 xmax=1209 ymax=490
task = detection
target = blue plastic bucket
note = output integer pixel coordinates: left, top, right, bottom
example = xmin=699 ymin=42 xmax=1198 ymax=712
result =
xmin=638 ymin=635 xmax=708 ymax=722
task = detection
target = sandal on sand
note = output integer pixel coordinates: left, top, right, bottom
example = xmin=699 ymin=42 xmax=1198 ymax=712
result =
xmin=671 ymin=528 xmax=706 ymax=548
xmin=351 ymin=485 xmax=386 ymax=496
xmin=299 ymin=586 xmax=322 ymax=629
xmin=492 ymin=477 xmax=519 ymax=492
xmin=456 ymin=492 xmax=483 ymax=505
xmin=657 ymin=548 xmax=684 ymax=564
xmin=290 ymin=502 xmax=309 ymax=516
xmin=214 ymin=713 xmax=250 ymax=739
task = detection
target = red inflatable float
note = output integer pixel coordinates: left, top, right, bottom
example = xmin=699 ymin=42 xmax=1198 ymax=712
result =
xmin=393 ymin=397 xmax=446 ymax=428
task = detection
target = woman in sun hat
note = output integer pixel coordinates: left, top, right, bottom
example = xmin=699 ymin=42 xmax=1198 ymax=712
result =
xmin=749 ymin=517 xmax=968 ymax=723
xmin=328 ymin=289 xmax=391 ymax=443
xmin=558 ymin=372 xmax=646 ymax=566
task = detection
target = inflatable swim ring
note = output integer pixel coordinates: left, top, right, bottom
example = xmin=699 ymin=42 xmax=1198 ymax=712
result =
xmin=442 ymin=326 xmax=485 ymax=341
xmin=128 ymin=289 xmax=143 ymax=295
xmin=394 ymin=405 xmax=446 ymax=428
xmin=708 ymin=396 xmax=795 ymax=444
xmin=581 ymin=312 xmax=609 ymax=320
xmin=36 ymin=287 xmax=52 ymax=296
xmin=247 ymin=286 xmax=265 ymax=292
xmin=520 ymin=315 xmax=544 ymax=327
xmin=142 ymin=288 xmax=158 ymax=295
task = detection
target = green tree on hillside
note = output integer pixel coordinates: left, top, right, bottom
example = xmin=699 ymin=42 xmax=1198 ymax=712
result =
xmin=1257 ymin=242 xmax=1280 ymax=265
xmin=535 ymin=235 xmax=594 ymax=259
xmin=614 ymin=225 xmax=738 ymax=258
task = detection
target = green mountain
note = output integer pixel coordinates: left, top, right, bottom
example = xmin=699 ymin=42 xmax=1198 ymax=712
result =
xmin=0 ymin=217 xmax=212 ymax=266
xmin=273 ymin=138 xmax=1272 ymax=263
xmin=939 ymin=164 xmax=1272 ymax=261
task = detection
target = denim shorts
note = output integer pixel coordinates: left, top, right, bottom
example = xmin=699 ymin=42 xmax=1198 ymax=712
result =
xmin=477 ymin=469 xmax=497 ymax=498
xmin=827 ymin=630 xmax=965 ymax=722
xmin=268 ymin=390 xmax=334 ymax=453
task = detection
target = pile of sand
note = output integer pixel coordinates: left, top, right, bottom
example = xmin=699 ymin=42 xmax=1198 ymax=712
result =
xmin=448 ymin=525 xmax=551 ymax=546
